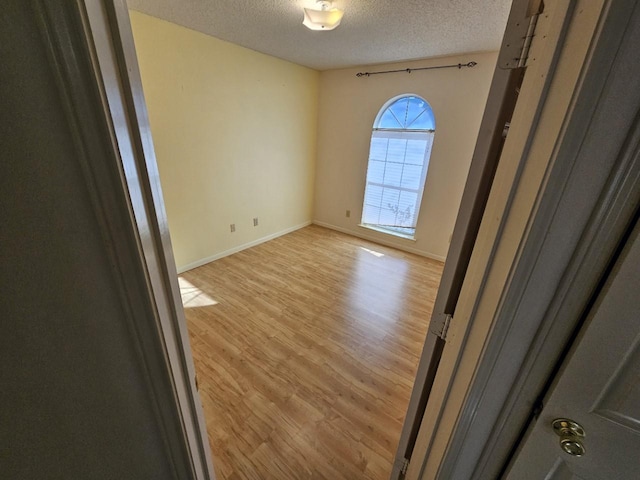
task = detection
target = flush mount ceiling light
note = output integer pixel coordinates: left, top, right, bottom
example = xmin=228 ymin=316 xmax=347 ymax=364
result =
xmin=303 ymin=0 xmax=344 ymax=31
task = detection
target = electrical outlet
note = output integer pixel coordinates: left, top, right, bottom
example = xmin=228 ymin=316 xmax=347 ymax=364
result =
xmin=230 ymin=224 xmax=236 ymax=233
xmin=253 ymin=217 xmax=259 ymax=226
xmin=346 ymin=209 xmax=351 ymax=218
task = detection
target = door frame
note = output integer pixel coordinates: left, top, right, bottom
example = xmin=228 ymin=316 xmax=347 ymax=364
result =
xmin=404 ymin=0 xmax=640 ymax=478
xmin=77 ymin=0 xmax=216 ymax=478
xmin=392 ymin=1 xmax=531 ymax=475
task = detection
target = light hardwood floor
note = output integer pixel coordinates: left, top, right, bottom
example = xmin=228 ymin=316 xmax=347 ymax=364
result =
xmin=180 ymin=225 xmax=443 ymax=480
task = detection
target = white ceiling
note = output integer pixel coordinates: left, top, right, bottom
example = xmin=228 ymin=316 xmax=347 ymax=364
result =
xmin=127 ymin=0 xmax=513 ymax=71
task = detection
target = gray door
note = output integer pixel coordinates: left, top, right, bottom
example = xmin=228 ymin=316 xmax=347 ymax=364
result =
xmin=505 ymin=218 xmax=640 ymax=479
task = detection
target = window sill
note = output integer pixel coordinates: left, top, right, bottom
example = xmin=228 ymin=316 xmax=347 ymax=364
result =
xmin=358 ymin=224 xmax=417 ymax=241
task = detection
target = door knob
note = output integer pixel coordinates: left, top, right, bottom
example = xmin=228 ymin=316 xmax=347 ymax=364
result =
xmin=552 ymin=418 xmax=586 ymax=457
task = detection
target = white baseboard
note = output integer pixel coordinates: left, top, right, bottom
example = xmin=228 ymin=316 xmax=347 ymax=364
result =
xmin=312 ymin=220 xmax=446 ymax=262
xmin=177 ymin=221 xmax=312 ymax=273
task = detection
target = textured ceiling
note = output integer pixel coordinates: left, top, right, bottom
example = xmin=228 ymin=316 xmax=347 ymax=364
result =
xmin=127 ymin=0 xmax=512 ymax=71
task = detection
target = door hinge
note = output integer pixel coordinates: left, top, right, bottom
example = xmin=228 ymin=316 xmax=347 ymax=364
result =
xmin=430 ymin=312 xmax=453 ymax=341
xmin=400 ymin=457 xmax=410 ymax=476
xmin=440 ymin=313 xmax=453 ymax=341
xmin=499 ymin=12 xmax=541 ymax=69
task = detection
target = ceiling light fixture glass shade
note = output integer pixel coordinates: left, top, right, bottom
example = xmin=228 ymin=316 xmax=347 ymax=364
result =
xmin=303 ymin=1 xmax=344 ymax=31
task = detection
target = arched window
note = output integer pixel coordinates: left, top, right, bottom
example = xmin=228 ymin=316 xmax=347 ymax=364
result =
xmin=361 ymin=95 xmax=435 ymax=238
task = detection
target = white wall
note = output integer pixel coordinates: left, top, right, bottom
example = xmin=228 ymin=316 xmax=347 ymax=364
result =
xmin=314 ymin=52 xmax=498 ymax=260
xmin=130 ymin=12 xmax=319 ymax=271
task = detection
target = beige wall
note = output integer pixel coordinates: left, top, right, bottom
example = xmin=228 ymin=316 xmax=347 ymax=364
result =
xmin=314 ymin=52 xmax=498 ymax=260
xmin=129 ymin=11 xmax=319 ymax=271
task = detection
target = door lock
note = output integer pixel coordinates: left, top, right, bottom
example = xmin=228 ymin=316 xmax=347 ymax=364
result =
xmin=552 ymin=418 xmax=586 ymax=457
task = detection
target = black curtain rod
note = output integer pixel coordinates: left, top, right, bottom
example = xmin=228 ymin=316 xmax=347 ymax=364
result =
xmin=356 ymin=61 xmax=477 ymax=78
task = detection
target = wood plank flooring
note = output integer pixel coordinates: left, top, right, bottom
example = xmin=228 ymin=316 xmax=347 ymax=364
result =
xmin=180 ymin=225 xmax=443 ymax=480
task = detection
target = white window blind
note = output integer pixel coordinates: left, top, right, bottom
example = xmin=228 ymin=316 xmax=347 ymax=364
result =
xmin=361 ymin=96 xmax=435 ymax=238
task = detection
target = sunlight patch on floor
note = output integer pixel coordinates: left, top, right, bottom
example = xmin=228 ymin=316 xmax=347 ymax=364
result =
xmin=360 ymin=246 xmax=385 ymax=258
xmin=178 ymin=277 xmax=218 ymax=308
